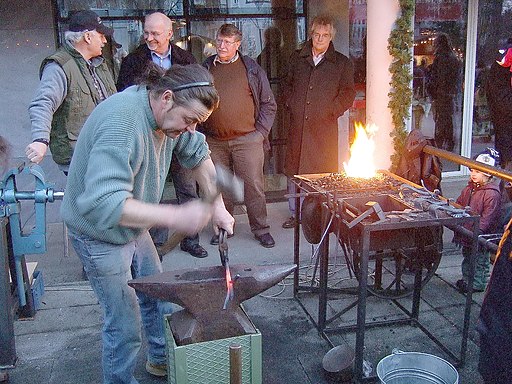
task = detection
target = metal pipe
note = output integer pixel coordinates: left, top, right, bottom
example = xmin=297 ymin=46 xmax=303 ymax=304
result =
xmin=423 ymin=145 xmax=512 ymax=182
xmin=229 ymin=343 xmax=242 ymax=384
xmin=449 ymin=225 xmax=499 ymax=253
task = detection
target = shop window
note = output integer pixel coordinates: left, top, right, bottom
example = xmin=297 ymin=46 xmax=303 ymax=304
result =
xmin=53 ymin=0 xmax=304 ymax=177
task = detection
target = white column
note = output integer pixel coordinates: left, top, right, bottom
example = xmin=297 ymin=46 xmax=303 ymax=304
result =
xmin=366 ymin=0 xmax=401 ymax=170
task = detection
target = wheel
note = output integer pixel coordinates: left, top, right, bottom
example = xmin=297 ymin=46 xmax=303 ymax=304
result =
xmin=350 ymin=227 xmax=442 ymax=299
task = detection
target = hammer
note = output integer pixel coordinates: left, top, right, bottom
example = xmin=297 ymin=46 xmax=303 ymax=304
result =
xmin=156 ymin=165 xmax=244 ymax=256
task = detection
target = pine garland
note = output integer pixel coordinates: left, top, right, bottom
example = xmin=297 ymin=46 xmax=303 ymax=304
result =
xmin=387 ymin=0 xmax=414 ymax=170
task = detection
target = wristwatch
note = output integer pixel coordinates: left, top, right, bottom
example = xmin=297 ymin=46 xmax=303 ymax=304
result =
xmin=33 ymin=138 xmax=49 ymax=146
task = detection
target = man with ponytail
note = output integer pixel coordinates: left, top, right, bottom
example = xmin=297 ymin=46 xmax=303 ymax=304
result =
xmin=61 ymin=64 xmax=234 ymax=383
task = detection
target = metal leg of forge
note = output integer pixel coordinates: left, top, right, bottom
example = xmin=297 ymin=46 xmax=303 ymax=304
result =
xmin=291 ymin=173 xmax=480 ymax=383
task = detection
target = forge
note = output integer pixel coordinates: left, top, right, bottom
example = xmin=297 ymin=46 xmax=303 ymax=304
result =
xmin=291 ymin=170 xmax=480 ymax=383
xmin=128 ymin=263 xmax=296 ymax=345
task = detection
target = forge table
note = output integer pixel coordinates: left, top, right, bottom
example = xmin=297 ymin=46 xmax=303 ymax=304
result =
xmin=291 ymin=172 xmax=480 ymax=383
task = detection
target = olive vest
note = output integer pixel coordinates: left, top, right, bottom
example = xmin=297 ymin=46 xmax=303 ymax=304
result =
xmin=41 ymin=44 xmax=116 ymax=165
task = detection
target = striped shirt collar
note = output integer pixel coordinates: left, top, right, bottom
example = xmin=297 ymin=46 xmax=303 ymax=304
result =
xmin=150 ymin=47 xmax=172 ymax=70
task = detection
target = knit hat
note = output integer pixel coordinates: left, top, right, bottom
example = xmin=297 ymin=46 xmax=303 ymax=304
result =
xmin=69 ymin=10 xmax=113 ymax=36
xmin=474 ymin=148 xmax=500 ymax=176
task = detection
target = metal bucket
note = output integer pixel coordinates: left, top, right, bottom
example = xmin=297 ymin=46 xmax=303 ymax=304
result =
xmin=377 ymin=350 xmax=459 ymax=384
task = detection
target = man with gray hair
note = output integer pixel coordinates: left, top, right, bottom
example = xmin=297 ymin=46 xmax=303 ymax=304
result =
xmin=281 ymin=14 xmax=355 ymax=229
xmin=25 ymin=10 xmax=116 ymax=173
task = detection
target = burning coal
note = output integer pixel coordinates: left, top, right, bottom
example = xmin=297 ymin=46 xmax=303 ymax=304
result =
xmin=309 ymin=172 xmax=401 ymax=193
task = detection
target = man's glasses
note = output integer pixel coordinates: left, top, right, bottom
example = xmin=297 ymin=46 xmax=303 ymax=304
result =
xmin=215 ymin=39 xmax=239 ymax=47
xmin=144 ymin=31 xmax=165 ymax=38
xmin=312 ymin=33 xmax=331 ymax=40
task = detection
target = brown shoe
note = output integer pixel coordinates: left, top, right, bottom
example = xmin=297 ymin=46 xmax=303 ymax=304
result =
xmin=146 ymin=361 xmax=167 ymax=377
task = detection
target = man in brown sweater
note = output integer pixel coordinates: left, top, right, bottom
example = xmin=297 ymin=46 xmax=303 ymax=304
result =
xmin=202 ymin=24 xmax=277 ymax=248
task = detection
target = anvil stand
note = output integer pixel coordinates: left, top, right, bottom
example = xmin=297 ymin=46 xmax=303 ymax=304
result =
xmin=0 ymin=164 xmax=63 ymax=380
xmin=291 ymin=177 xmax=480 ymax=383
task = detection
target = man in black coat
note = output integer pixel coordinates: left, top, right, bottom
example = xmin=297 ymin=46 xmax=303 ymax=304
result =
xmin=116 ymin=12 xmax=196 ymax=91
xmin=486 ymin=39 xmax=512 ymax=170
xmin=117 ymin=12 xmax=208 ymax=260
xmin=281 ymin=14 xmax=355 ymax=228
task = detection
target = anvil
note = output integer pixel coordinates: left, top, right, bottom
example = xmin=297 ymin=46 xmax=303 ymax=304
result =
xmin=128 ymin=263 xmax=296 ymax=344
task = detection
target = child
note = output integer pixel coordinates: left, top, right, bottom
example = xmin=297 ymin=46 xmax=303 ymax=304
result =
xmin=454 ymin=148 xmax=502 ymax=293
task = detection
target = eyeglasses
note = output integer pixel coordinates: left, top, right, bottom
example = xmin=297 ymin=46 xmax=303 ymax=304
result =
xmin=312 ymin=33 xmax=331 ymax=40
xmin=143 ymin=30 xmax=165 ymax=38
xmin=215 ymin=39 xmax=239 ymax=47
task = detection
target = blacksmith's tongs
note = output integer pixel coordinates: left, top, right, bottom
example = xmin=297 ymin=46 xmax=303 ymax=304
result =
xmin=219 ymin=229 xmax=234 ymax=309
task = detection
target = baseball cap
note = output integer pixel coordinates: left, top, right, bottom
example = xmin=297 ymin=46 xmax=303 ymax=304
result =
xmin=69 ymin=10 xmax=113 ymax=36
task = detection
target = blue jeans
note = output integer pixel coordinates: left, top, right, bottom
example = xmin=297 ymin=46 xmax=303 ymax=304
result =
xmin=68 ymin=229 xmax=174 ymax=384
xmin=286 ymin=177 xmax=304 ymax=218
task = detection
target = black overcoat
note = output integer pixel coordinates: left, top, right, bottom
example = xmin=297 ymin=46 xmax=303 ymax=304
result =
xmin=283 ymin=40 xmax=355 ymax=176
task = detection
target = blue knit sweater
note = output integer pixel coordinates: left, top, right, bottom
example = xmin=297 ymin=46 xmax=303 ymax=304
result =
xmin=61 ymin=85 xmax=210 ymax=244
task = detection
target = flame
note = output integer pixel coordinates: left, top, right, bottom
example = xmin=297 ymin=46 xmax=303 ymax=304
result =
xmin=343 ymin=122 xmax=378 ymax=178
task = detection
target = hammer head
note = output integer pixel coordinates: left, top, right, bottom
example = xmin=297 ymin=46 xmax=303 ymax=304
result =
xmin=215 ymin=165 xmax=244 ymax=203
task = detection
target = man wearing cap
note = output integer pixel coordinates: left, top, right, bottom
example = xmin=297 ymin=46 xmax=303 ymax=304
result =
xmin=486 ymin=38 xmax=512 ymax=170
xmin=25 ymin=10 xmax=116 ymax=173
xmin=116 ymin=12 xmax=208 ymax=258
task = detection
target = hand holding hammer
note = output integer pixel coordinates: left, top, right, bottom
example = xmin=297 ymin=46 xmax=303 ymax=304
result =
xmin=157 ymin=165 xmax=243 ymax=256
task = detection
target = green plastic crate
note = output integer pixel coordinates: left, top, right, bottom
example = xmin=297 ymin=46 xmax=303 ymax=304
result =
xmin=165 ymin=314 xmax=262 ymax=384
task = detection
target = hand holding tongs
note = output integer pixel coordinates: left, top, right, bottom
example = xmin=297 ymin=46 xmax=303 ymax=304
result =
xmin=219 ymin=229 xmax=234 ymax=309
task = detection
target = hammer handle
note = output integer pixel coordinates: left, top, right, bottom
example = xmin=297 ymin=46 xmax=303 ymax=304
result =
xmin=156 ymin=231 xmax=185 ymax=257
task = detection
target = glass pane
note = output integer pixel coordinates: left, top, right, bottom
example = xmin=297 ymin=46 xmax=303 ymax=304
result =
xmin=413 ymin=0 xmax=468 ymax=172
xmin=474 ymin=2 xmax=512 ymax=168
xmin=57 ymin=0 xmax=183 ymax=17
xmin=349 ymin=0 xmax=367 ymax=128
xmin=189 ymin=18 xmax=270 ymax=61
xmin=187 ymin=0 xmax=302 ymax=16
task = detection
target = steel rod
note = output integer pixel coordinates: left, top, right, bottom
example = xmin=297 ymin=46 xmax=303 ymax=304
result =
xmin=229 ymin=343 xmax=242 ymax=384
xmin=423 ymin=145 xmax=512 ymax=182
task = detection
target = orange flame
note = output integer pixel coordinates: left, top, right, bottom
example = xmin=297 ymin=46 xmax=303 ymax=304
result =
xmin=222 ymin=262 xmax=234 ymax=309
xmin=343 ymin=122 xmax=378 ymax=178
